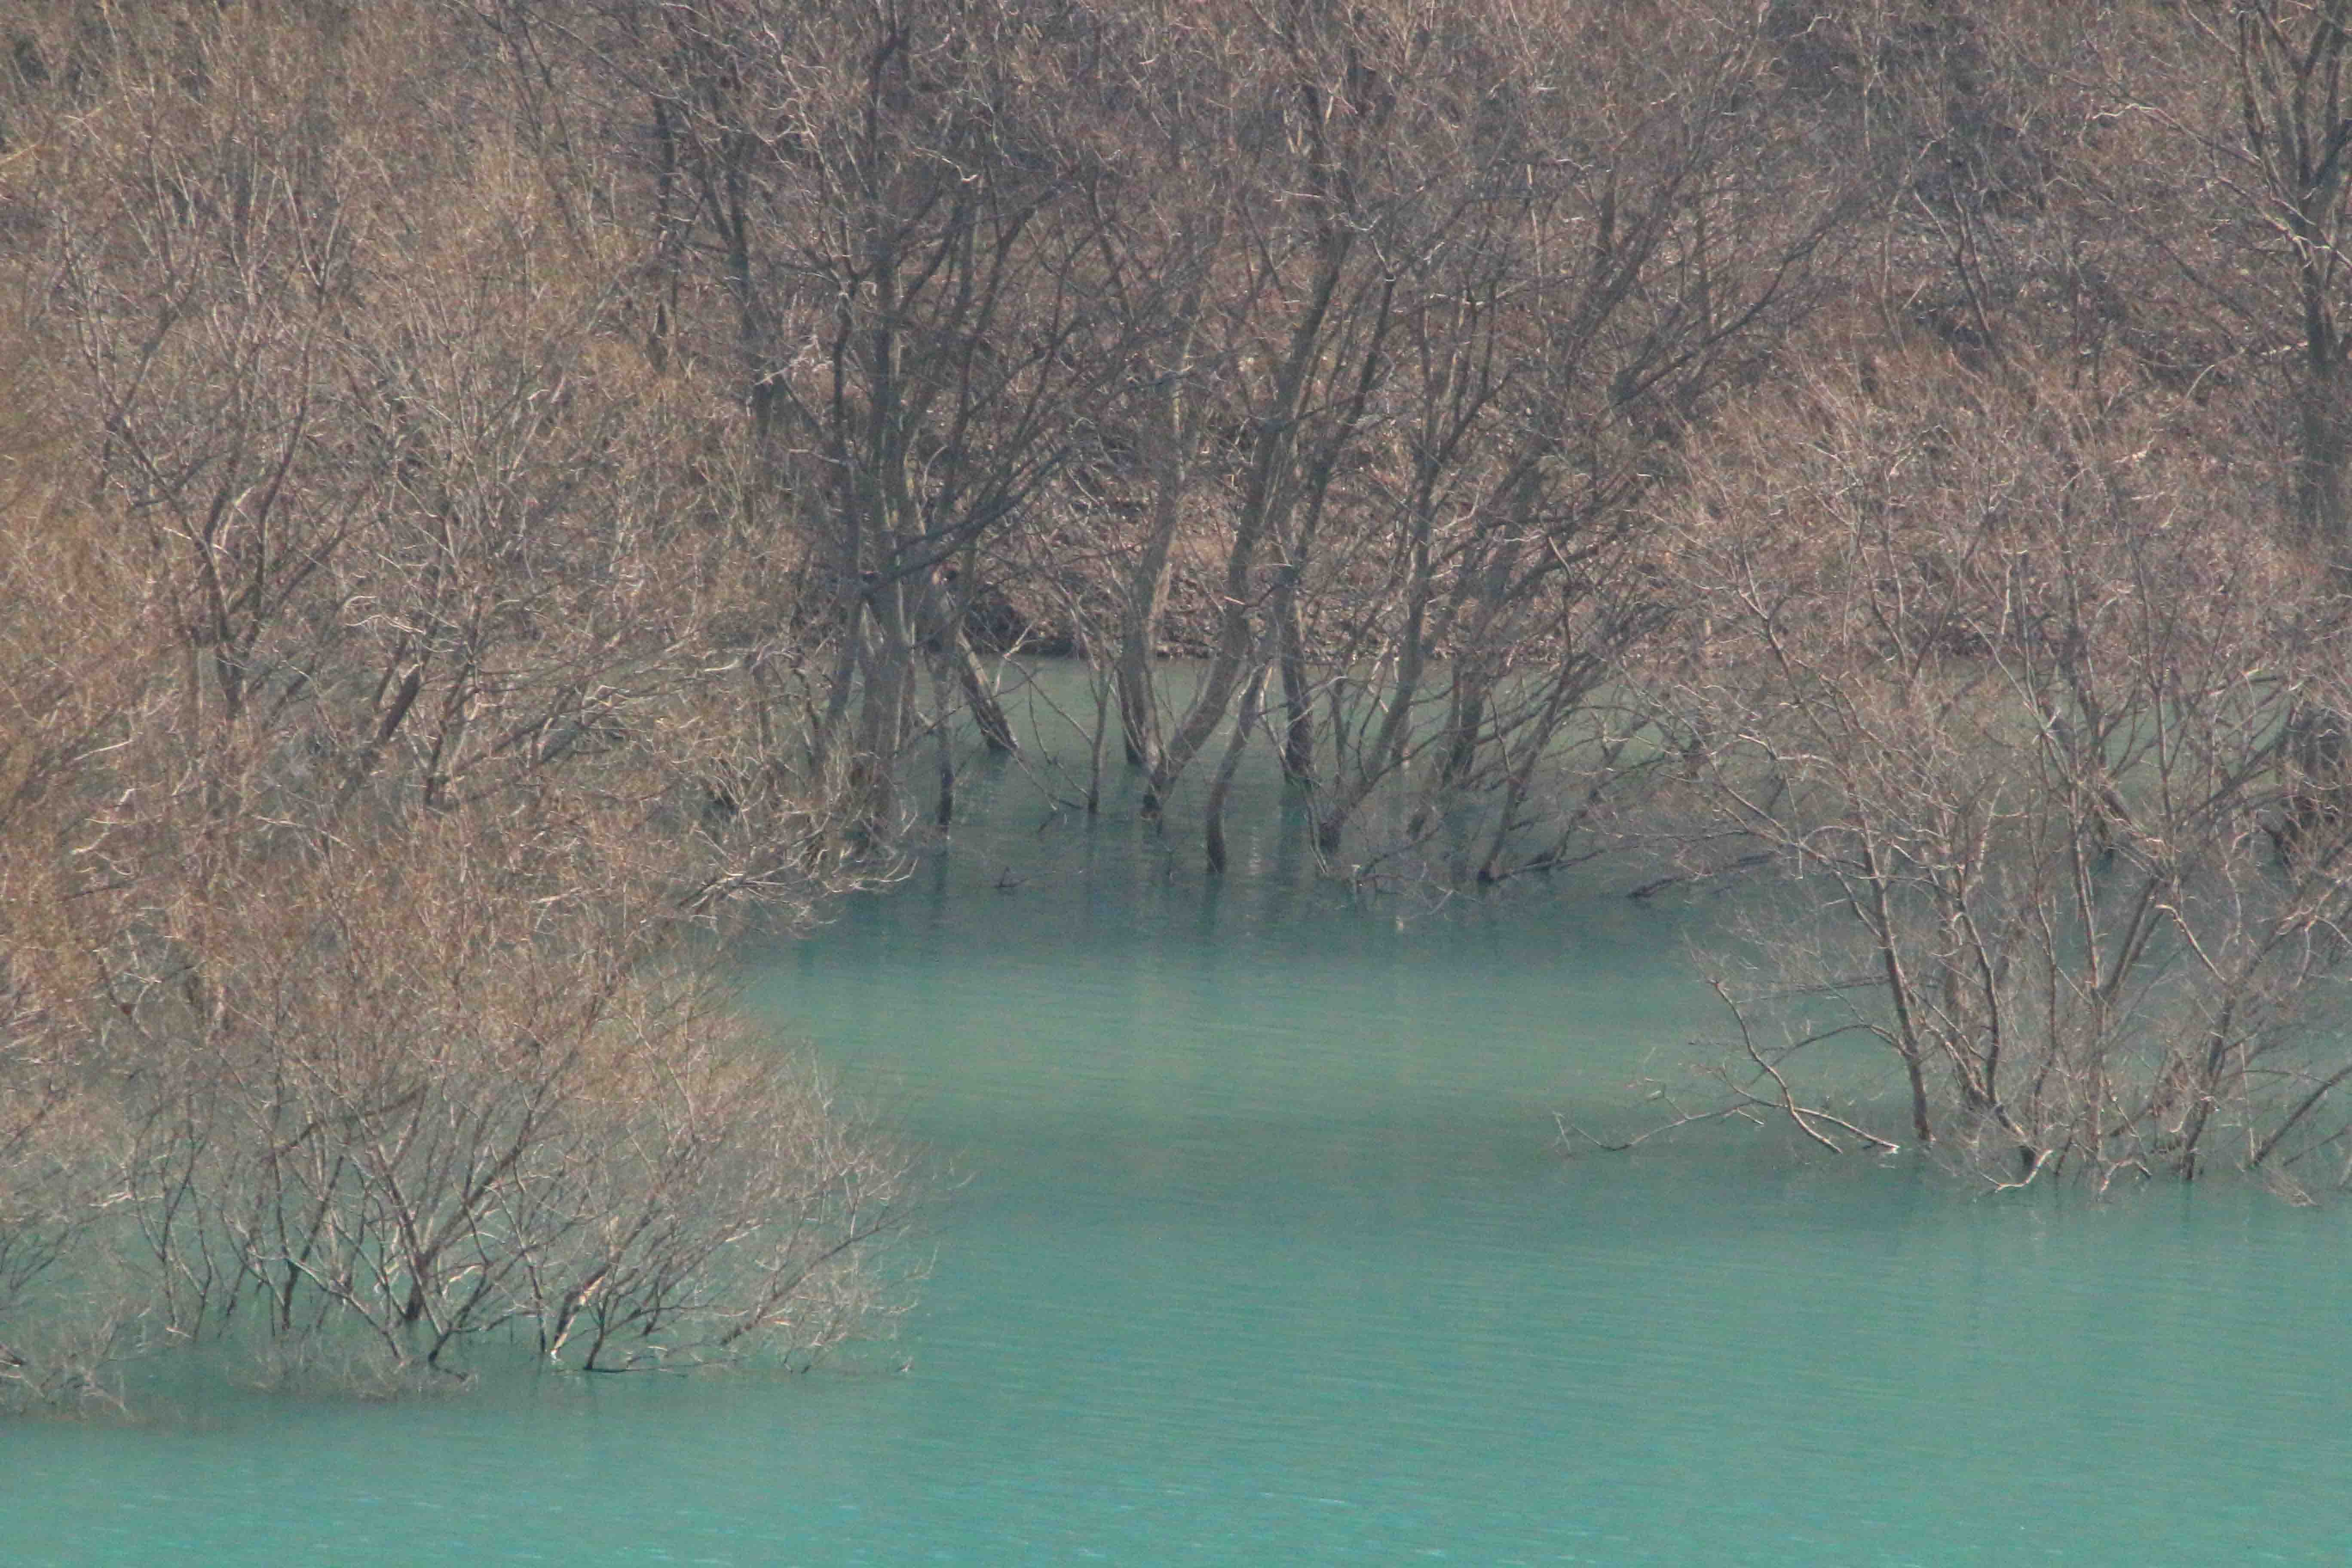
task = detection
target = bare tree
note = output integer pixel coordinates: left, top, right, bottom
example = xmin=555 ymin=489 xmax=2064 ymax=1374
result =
xmin=0 ymin=0 xmax=919 ymax=1401
xmin=2086 ymin=1 xmax=2352 ymax=558
xmin=552 ymin=0 xmax=1151 ymax=825
xmin=1655 ymin=352 xmax=2352 ymax=1193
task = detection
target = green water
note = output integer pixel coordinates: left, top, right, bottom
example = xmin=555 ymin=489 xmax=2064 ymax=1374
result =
xmin=7 ymin=711 xmax=2352 ymax=1564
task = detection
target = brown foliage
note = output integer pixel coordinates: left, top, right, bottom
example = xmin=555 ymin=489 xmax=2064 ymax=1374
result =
xmin=1652 ymin=351 xmax=2352 ymax=1192
xmin=0 ymin=0 xmax=913 ymax=1406
xmin=12 ymin=1 xmax=2352 ymax=1330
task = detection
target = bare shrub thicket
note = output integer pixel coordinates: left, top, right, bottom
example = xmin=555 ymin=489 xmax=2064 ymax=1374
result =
xmin=432 ymin=0 xmax=1848 ymax=876
xmin=0 ymin=401 xmax=157 ymax=1407
xmin=1598 ymin=0 xmax=2352 ymax=1195
xmin=1006 ymin=0 xmax=1847 ymax=879
xmin=2077 ymin=1 xmax=2352 ymax=558
xmin=118 ymin=829 xmax=908 ymax=1378
xmin=15 ymin=4 xmax=2352 ymax=1366
xmin=0 ymin=1 xmax=913 ymax=1406
xmin=1646 ymin=354 xmax=2352 ymax=1194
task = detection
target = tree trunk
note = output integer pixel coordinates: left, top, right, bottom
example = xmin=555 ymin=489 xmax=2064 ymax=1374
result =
xmin=1118 ymin=366 xmax=1191 ymax=770
xmin=1144 ymin=224 xmax=1354 ymax=815
xmin=1274 ymin=567 xmax=1316 ymax=784
xmin=1205 ymin=662 xmax=1269 ymax=876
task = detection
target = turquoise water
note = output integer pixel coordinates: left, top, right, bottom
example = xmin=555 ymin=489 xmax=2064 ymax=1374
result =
xmin=6 ymin=718 xmax=2352 ymax=1564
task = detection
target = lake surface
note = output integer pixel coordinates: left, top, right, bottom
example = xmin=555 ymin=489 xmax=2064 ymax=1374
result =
xmin=8 ymin=687 xmax=2352 ymax=1564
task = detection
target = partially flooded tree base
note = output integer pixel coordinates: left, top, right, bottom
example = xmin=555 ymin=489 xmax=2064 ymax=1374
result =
xmin=1633 ymin=353 xmax=2352 ymax=1197
xmin=0 ymin=4 xmax=918 ymax=1411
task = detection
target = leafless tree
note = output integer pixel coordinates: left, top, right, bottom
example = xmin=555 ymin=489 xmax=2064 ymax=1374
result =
xmin=0 ymin=0 xmax=918 ymax=1403
xmin=1653 ymin=352 xmax=2352 ymax=1193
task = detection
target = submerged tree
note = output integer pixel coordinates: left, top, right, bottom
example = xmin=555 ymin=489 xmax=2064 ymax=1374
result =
xmin=0 ymin=0 xmax=916 ymax=1406
xmin=972 ymin=0 xmax=1847 ymax=878
xmin=1652 ymin=353 xmax=2352 ymax=1194
xmin=544 ymin=0 xmax=1150 ymax=827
